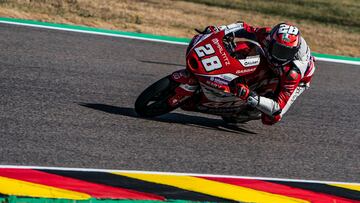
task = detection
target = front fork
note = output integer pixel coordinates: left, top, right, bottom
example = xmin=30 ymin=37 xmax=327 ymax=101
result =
xmin=167 ymin=69 xmax=199 ymax=107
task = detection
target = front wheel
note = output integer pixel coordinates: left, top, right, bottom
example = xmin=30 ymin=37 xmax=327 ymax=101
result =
xmin=135 ymin=76 xmax=179 ymax=117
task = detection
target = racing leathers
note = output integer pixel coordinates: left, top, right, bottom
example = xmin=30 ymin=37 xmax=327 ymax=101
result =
xmin=232 ymin=22 xmax=316 ymax=125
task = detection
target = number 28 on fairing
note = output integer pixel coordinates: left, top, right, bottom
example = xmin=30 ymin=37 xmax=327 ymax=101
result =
xmin=194 ymin=44 xmax=222 ymax=72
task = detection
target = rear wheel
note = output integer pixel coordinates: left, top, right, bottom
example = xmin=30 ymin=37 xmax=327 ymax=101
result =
xmin=135 ymin=76 xmax=179 ymax=117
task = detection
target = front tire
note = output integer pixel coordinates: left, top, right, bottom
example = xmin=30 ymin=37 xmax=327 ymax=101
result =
xmin=135 ymin=76 xmax=179 ymax=117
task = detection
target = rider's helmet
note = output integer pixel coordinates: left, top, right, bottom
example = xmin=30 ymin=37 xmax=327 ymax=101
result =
xmin=266 ymin=23 xmax=301 ymax=66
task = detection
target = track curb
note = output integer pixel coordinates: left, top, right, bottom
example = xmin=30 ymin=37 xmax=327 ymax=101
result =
xmin=0 ymin=166 xmax=359 ymax=203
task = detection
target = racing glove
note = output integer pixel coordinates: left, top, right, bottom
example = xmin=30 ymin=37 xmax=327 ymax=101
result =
xmin=234 ymin=83 xmax=260 ymax=106
xmin=234 ymin=84 xmax=250 ymax=100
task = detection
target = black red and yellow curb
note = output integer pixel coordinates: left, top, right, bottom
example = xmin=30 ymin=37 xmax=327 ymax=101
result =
xmin=0 ymin=166 xmax=359 ymax=203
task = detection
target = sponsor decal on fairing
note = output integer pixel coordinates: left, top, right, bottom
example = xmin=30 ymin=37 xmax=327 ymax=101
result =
xmin=210 ymin=77 xmax=229 ymax=85
xmin=238 ymin=55 xmax=260 ymax=68
xmin=236 ymin=67 xmax=257 ymax=74
xmin=211 ymin=38 xmax=231 ymax=66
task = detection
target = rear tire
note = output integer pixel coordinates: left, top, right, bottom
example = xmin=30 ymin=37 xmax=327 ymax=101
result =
xmin=135 ymin=76 xmax=179 ymax=117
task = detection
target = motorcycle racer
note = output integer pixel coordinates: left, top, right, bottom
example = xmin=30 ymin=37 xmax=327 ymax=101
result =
xmin=168 ymin=22 xmax=316 ymax=125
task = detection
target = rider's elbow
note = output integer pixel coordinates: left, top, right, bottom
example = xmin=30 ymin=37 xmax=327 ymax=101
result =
xmin=261 ymin=114 xmax=281 ymax=125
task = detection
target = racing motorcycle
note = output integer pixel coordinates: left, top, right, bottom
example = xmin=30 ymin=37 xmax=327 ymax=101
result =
xmin=135 ymin=27 xmax=266 ymax=122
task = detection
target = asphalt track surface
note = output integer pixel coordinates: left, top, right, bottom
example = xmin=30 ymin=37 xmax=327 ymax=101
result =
xmin=0 ymin=23 xmax=358 ymax=183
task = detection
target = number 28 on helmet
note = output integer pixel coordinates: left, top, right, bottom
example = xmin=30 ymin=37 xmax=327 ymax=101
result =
xmin=267 ymin=23 xmax=301 ymax=66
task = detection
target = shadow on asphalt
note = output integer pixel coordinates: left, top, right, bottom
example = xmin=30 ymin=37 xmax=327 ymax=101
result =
xmin=77 ymin=103 xmax=257 ymax=135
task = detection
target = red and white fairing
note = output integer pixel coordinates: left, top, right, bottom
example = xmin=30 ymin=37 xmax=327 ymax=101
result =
xmin=185 ymin=29 xmax=264 ymax=109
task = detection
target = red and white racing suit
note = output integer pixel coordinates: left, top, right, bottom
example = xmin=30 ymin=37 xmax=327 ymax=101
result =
xmin=171 ymin=22 xmax=316 ymax=125
xmin=231 ymin=22 xmax=316 ymax=125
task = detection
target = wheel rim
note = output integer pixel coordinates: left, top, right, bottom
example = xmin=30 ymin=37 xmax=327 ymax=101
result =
xmin=140 ymin=79 xmax=177 ymax=116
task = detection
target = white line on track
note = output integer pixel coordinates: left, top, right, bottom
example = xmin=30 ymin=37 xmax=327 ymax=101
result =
xmin=0 ymin=165 xmax=358 ymax=185
xmin=0 ymin=20 xmax=188 ymax=46
xmin=314 ymin=57 xmax=360 ymax=66
xmin=0 ymin=20 xmax=359 ymax=66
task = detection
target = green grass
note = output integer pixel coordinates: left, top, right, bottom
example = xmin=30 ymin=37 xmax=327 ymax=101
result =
xmin=182 ymin=0 xmax=360 ymax=32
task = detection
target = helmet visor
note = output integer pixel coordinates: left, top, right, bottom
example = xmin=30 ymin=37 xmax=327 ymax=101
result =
xmin=270 ymin=42 xmax=298 ymax=62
